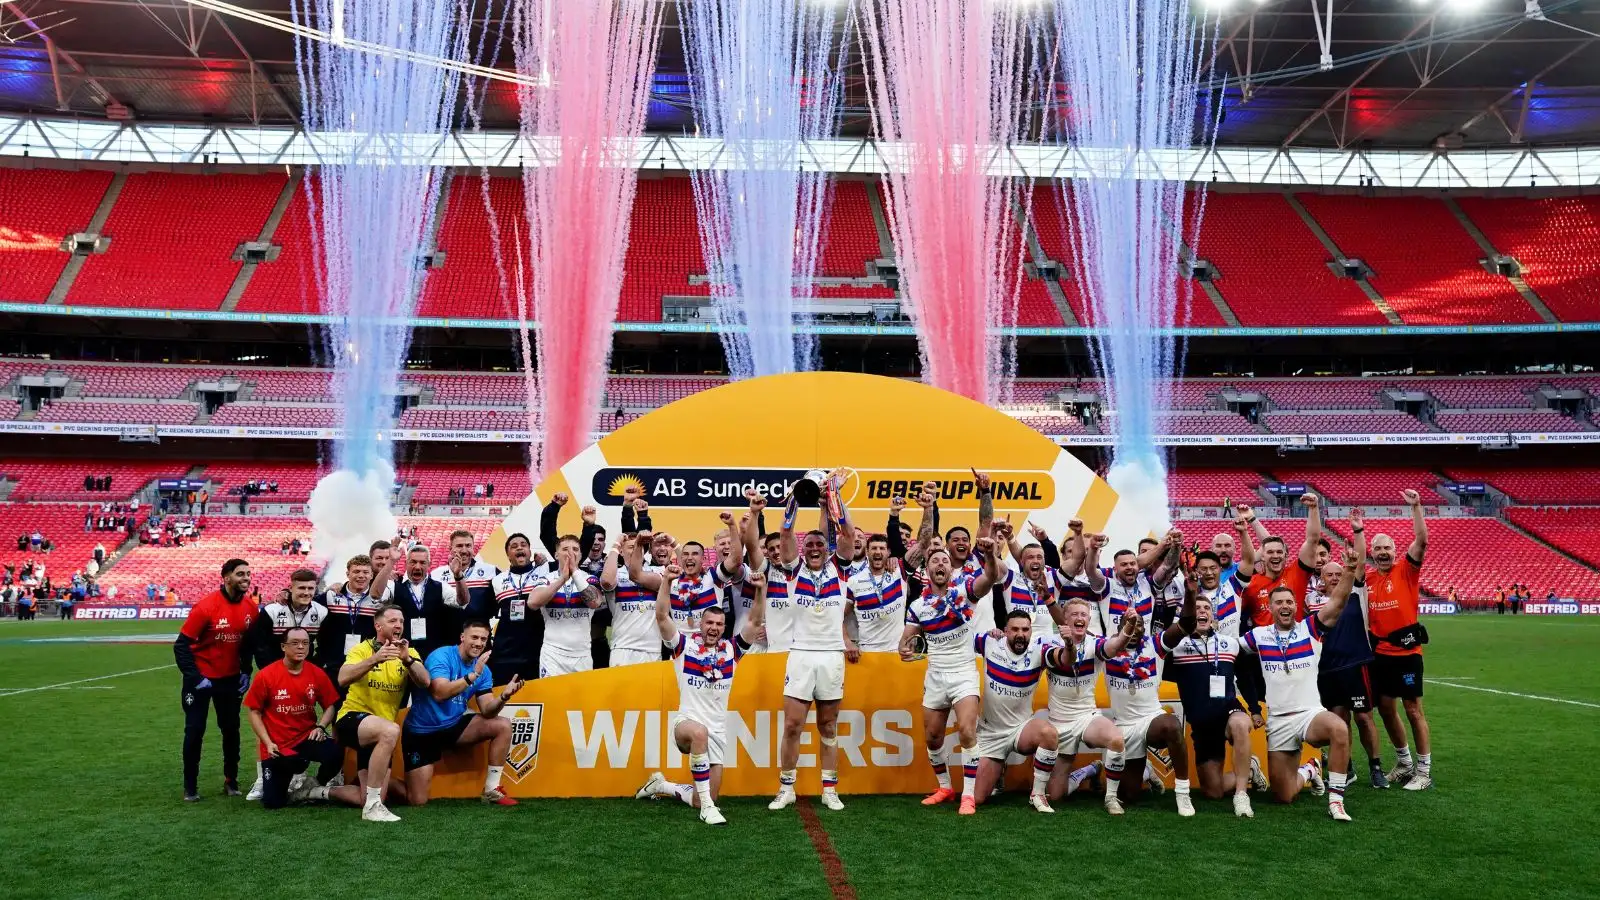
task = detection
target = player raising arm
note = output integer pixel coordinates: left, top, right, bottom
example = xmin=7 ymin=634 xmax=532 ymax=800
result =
xmin=1369 ymin=489 xmax=1433 ymax=790
xmin=900 ymin=538 xmax=1002 ymax=811
xmin=634 ymin=561 xmax=767 ymax=825
xmin=1239 ymin=546 xmax=1361 ymax=822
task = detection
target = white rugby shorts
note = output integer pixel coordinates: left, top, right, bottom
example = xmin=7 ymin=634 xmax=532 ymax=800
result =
xmin=976 ymin=720 xmax=1030 ymax=762
xmin=539 ymin=646 xmax=593 ymax=678
xmin=1051 ymin=711 xmax=1100 ymax=757
xmin=670 ymin=713 xmax=728 ymax=766
xmin=608 ymin=647 xmax=661 ymax=667
xmin=1267 ymin=707 xmax=1324 ymax=753
xmin=921 ymin=666 xmax=981 ymax=711
xmin=784 ymin=649 xmax=845 ymax=702
xmin=1113 ymin=712 xmax=1159 ymax=759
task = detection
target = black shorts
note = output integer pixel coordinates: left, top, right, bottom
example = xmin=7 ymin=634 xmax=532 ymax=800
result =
xmin=1318 ymin=665 xmax=1374 ymax=712
xmin=1370 ymin=654 xmax=1424 ymax=700
xmin=336 ymin=712 xmax=381 ymax=771
xmin=402 ymin=714 xmax=475 ymax=771
xmin=260 ymin=739 xmax=342 ymax=809
xmin=1187 ymin=710 xmax=1246 ymax=765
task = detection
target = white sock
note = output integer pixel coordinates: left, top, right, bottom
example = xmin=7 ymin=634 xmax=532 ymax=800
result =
xmin=671 ymin=783 xmax=695 ymax=806
xmin=1298 ymin=762 xmax=1316 ymax=788
xmin=1067 ymin=763 xmax=1097 ymax=796
xmin=1395 ymin=745 xmax=1413 ymax=767
xmin=1174 ymin=778 xmax=1191 ymax=796
xmin=778 ymin=769 xmax=796 ymax=792
xmin=484 ymin=765 xmax=504 ymax=794
xmin=365 ymin=786 xmax=381 ymax=806
xmin=821 ymin=770 xmax=838 ymax=794
xmin=1104 ymin=759 xmax=1125 ymax=799
xmin=1032 ymin=747 xmax=1057 ymax=796
xmin=691 ymin=754 xmax=713 ymax=807
xmin=1417 ymin=752 xmax=1431 ymax=774
xmin=960 ymin=746 xmax=980 ymax=800
xmin=928 ymin=747 xmax=952 ymax=791
xmin=1328 ymin=771 xmax=1347 ymax=800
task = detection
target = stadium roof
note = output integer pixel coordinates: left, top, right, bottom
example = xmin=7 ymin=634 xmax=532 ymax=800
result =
xmin=0 ymin=0 xmax=1596 ymax=151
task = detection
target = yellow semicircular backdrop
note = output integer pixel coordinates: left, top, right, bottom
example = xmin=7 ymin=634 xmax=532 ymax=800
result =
xmin=482 ymin=372 xmax=1160 ymax=567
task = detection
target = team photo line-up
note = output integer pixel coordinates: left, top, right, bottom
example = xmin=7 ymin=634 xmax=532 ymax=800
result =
xmin=176 ymin=469 xmax=1434 ymax=825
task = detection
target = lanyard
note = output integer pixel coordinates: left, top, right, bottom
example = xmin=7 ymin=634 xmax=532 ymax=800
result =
xmin=1191 ymin=632 xmax=1220 ymax=673
xmin=340 ymin=590 xmax=362 ymax=627
xmin=406 ymin=579 xmax=427 ymax=613
xmin=866 ymin=569 xmax=893 ymax=607
xmin=1274 ymin=627 xmax=1293 ymax=672
xmin=288 ymin=604 xmax=311 ymax=629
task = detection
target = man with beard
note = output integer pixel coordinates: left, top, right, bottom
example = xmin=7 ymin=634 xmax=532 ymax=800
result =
xmin=969 ymin=610 xmax=1063 ymax=815
xmin=174 ymin=558 xmax=258 ymax=802
xmin=633 ymin=562 xmax=769 ymax=825
xmin=1098 ymin=609 xmax=1191 ymax=816
xmin=393 ymin=543 xmax=460 ymax=658
xmin=845 ymin=534 xmax=908 ymax=653
xmin=487 ymin=533 xmax=546 ymax=686
xmin=992 ymin=520 xmax=1072 ymax=638
xmin=1073 ymin=532 xmax=1158 ymax=637
xmin=769 ymin=474 xmax=858 ymax=812
xmin=1243 ymin=492 xmax=1324 ymax=629
xmin=402 ymin=620 xmax=524 ymax=807
xmin=739 ymin=493 xmax=794 ymax=653
xmin=336 ymin=605 xmax=430 ymax=822
xmin=433 ymin=529 xmax=499 ymax=620
xmin=1041 ymin=597 xmax=1122 ymax=808
xmin=1367 ymin=489 xmax=1433 ymax=791
xmin=900 ymin=541 xmax=1002 ymax=810
xmin=907 ymin=471 xmax=995 ymax=586
xmin=628 ymin=517 xmax=745 ymax=635
xmin=606 ymin=534 xmax=664 ymax=666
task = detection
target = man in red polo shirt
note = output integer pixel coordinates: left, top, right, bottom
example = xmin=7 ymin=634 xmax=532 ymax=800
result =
xmin=174 ymin=558 xmax=258 ymax=802
xmin=244 ymin=626 xmax=363 ymax=810
xmin=1368 ymin=489 xmax=1432 ymax=791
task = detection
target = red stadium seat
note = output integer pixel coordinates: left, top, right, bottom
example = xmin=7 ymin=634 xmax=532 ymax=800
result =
xmin=0 ymin=167 xmax=113 ymax=303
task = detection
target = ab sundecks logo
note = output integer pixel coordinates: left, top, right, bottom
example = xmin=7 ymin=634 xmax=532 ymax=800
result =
xmin=504 ymin=703 xmax=545 ymax=783
xmin=592 ymin=468 xmax=1055 ymax=510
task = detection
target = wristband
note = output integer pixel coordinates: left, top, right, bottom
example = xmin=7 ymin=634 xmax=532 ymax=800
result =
xmin=1352 ymin=527 xmax=1365 ymax=533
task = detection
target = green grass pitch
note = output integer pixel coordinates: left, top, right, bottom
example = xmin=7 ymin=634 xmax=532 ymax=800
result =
xmin=2 ymin=616 xmax=1596 ymax=900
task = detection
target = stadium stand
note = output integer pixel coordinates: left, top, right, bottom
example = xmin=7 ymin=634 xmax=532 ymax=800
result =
xmin=416 ymin=174 xmax=527 ymax=319
xmin=1251 ymin=379 xmax=1386 ymax=410
xmin=209 ymin=404 xmax=339 ymax=428
xmin=1505 ymin=507 xmax=1600 ymax=570
xmin=1194 ymin=193 xmax=1387 ymax=325
xmin=249 ymin=368 xmax=334 ymax=401
xmin=1457 ymin=195 xmax=1600 ymax=323
xmin=1296 ymin=194 xmax=1538 ymax=325
xmin=33 ymin=400 xmax=199 ymax=426
xmin=199 ymin=461 xmax=322 ymax=503
xmin=619 ymin=177 xmax=708 ymax=322
xmin=398 ymin=407 xmax=533 ymax=431
xmin=1266 ymin=468 xmax=1448 ymax=505
xmin=1168 ymin=469 xmax=1267 ymax=507
xmin=1444 ymin=467 xmax=1600 ymax=505
xmin=817 ymin=180 xmax=883 ymax=278
xmin=1432 ymin=411 xmax=1589 ymax=433
xmin=404 ymin=464 xmax=531 ymax=505
xmin=0 ymin=504 xmax=111 ymax=582
xmin=69 ymin=172 xmax=283 ymax=310
xmin=1323 ymin=517 xmax=1600 ymax=602
xmin=234 ymin=180 xmax=322 ymax=314
xmin=0 ymin=167 xmax=114 ymax=303
xmin=0 ymin=460 xmax=182 ymax=501
xmin=1261 ymin=411 xmax=1429 ymax=434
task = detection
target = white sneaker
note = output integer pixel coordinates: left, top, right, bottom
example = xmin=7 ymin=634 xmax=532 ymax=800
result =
xmin=1233 ymin=792 xmax=1254 ymax=818
xmin=1386 ymin=763 xmax=1415 ymax=787
xmin=1402 ymin=771 xmax=1433 ymax=792
xmin=1305 ymin=759 xmax=1326 ymax=796
xmin=326 ymin=771 xmax=345 ymax=788
xmin=1028 ymin=793 xmax=1055 ymax=814
xmin=698 ymin=804 xmax=727 ymax=825
xmin=362 ymin=800 xmax=401 ymax=822
xmin=1104 ymin=795 xmax=1125 ymax=816
xmin=245 ymin=776 xmax=264 ymax=802
xmin=819 ymin=790 xmax=844 ymax=811
xmin=635 ymin=771 xmax=667 ymax=801
xmin=1144 ymin=770 xmax=1166 ymax=795
xmin=1176 ymin=793 xmax=1196 ymax=817
xmin=1248 ymin=756 xmax=1268 ymax=792
xmin=768 ymin=787 xmax=797 ymax=811
xmin=1328 ymin=798 xmax=1353 ymax=822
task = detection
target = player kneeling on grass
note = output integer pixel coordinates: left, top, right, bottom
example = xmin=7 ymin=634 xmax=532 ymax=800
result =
xmin=401 ymin=621 xmax=524 ymax=807
xmin=1157 ymin=563 xmax=1267 ymax=818
xmin=244 ymin=627 xmax=363 ymax=810
xmin=970 ymin=609 xmax=1062 ymax=815
xmin=636 ymin=563 xmax=767 ymax=825
xmin=1239 ymin=549 xmax=1361 ymax=822
xmin=1099 ymin=610 xmax=1192 ymax=817
xmin=336 ymin=605 xmax=430 ymax=822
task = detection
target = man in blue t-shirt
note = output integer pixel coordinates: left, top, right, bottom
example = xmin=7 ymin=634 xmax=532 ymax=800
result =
xmin=400 ymin=619 xmax=525 ymax=807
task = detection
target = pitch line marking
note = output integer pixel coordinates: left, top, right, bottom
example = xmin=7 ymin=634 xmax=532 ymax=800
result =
xmin=798 ymin=798 xmax=857 ymax=900
xmin=1431 ymin=679 xmax=1599 ymax=709
xmin=0 ymin=664 xmax=173 ymax=697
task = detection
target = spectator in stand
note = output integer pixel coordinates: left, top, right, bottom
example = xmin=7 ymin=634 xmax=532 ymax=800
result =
xmin=94 ymin=542 xmax=106 ymax=565
xmin=63 ymin=581 xmax=84 ymax=619
xmin=29 ymin=530 xmax=42 ymax=550
xmin=84 ymin=511 xmax=93 ymax=533
xmin=86 ymin=557 xmax=100 ymax=579
xmin=15 ymin=534 xmax=26 ymax=551
xmin=147 ymin=582 xmax=159 ymax=604
xmin=1546 ymin=589 xmax=1558 ymax=603
xmin=39 ymin=536 xmax=52 ymax=553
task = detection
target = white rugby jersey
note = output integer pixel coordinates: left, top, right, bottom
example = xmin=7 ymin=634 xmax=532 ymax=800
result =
xmin=976 ymin=632 xmax=1050 ymax=734
xmin=904 ymin=582 xmax=979 ymax=674
xmin=747 ymin=559 xmax=794 ymax=653
xmin=1102 ymin=633 xmax=1163 ymax=720
xmin=1090 ymin=569 xmax=1158 ymax=637
xmin=668 ymin=565 xmax=739 ymax=633
xmin=261 ymin=600 xmax=328 ymax=635
xmin=669 ymin=630 xmax=746 ymax=726
xmin=608 ymin=563 xmax=660 ymax=654
xmin=783 ymin=558 xmax=848 ymax=652
xmin=1201 ymin=574 xmax=1247 ymax=640
xmin=845 ymin=565 xmax=907 ymax=652
xmin=1045 ymin=635 xmax=1102 ymax=723
xmin=1242 ymin=617 xmax=1326 ymax=716
xmin=538 ymin=571 xmax=600 ymax=655
xmin=997 ymin=566 xmax=1066 ymax=633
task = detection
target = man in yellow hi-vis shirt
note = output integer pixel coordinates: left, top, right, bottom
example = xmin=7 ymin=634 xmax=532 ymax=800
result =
xmin=336 ymin=605 xmax=428 ymax=823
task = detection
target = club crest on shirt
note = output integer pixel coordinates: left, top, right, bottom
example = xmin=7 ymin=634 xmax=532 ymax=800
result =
xmin=504 ymin=703 xmax=545 ymax=782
